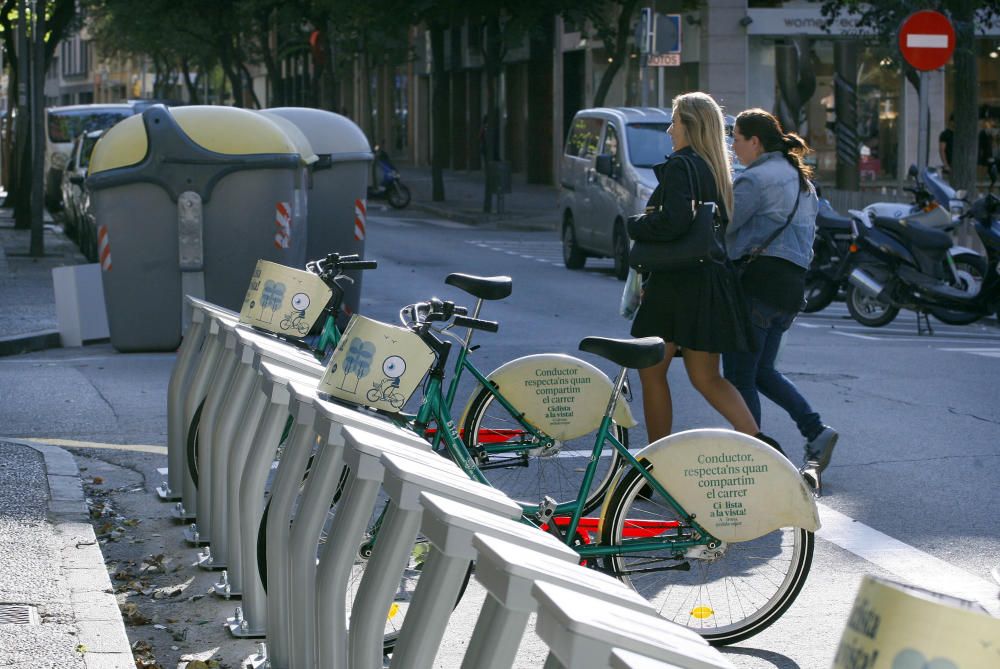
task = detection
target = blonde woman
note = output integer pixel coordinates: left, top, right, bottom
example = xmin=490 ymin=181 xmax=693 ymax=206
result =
xmin=627 ymin=92 xmax=769 ymax=447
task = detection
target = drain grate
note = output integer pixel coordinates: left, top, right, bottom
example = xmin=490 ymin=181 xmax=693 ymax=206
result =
xmin=0 ymin=604 xmax=40 ymax=625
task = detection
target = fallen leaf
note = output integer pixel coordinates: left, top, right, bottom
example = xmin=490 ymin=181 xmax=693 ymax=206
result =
xmin=92 ymin=476 xmax=104 ymax=484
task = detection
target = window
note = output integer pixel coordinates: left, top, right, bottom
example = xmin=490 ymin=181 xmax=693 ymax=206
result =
xmin=626 ymin=123 xmax=673 ymax=168
xmin=601 ymin=124 xmax=622 ymax=176
xmin=565 ymin=117 xmax=602 ymax=158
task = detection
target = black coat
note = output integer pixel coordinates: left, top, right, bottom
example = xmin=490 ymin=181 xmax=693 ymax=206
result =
xmin=626 ymin=146 xmax=726 ymax=243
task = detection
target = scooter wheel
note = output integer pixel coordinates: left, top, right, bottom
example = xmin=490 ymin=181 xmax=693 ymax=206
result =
xmin=388 ymin=182 xmax=411 ymax=209
xmin=845 ymin=283 xmax=898 ymax=327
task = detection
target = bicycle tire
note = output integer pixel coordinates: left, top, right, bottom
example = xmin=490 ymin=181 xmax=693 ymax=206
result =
xmin=600 ymin=465 xmax=814 ymax=646
xmin=185 ymin=399 xmax=206 ymax=487
xmin=462 ymin=385 xmax=625 ymax=513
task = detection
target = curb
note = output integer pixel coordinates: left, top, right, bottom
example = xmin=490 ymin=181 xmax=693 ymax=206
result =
xmin=0 ymin=330 xmax=62 ymax=357
xmin=18 ymin=439 xmax=134 ymax=669
xmin=409 ymin=201 xmax=559 ymax=232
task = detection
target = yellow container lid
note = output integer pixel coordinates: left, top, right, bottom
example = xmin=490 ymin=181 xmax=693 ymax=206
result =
xmin=90 ymin=105 xmax=300 ymax=175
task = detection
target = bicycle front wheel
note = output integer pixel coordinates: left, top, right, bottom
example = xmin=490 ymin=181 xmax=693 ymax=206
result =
xmin=462 ymin=386 xmax=625 ymax=513
xmin=601 ymin=466 xmax=814 ymax=645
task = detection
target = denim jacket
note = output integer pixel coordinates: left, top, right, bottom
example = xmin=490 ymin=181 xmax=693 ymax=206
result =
xmin=725 ymin=151 xmax=817 ymax=269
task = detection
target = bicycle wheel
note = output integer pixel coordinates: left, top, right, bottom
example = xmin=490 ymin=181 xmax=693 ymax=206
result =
xmin=601 ymin=465 xmax=814 ymax=646
xmin=462 ymin=386 xmax=626 ymax=513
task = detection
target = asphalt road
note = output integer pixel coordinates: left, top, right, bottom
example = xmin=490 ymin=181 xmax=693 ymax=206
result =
xmin=1 ymin=208 xmax=998 ymax=668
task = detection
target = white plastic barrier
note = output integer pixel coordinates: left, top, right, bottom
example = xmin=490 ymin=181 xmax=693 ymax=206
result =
xmin=612 ymin=648 xmax=691 ymax=669
xmin=531 ymin=581 xmax=734 ymax=669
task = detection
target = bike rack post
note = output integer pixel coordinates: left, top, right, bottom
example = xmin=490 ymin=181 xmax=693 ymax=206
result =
xmin=459 ymin=534 xmax=655 ymax=669
xmin=314 ymin=427 xmax=486 ymax=669
xmin=226 ymin=361 xmax=310 ymax=638
xmin=286 ymin=398 xmax=434 ymax=669
xmin=261 ymin=376 xmax=318 ymax=669
xmin=347 ymin=445 xmax=517 ymax=669
xmin=183 ymin=320 xmax=239 ymax=546
xmin=160 ymin=303 xmax=208 ymax=501
xmin=213 ymin=335 xmax=324 ymax=598
xmin=172 ymin=314 xmax=228 ymax=521
xmin=198 ymin=327 xmax=323 ymax=572
xmin=531 ymin=581 xmax=732 ymax=669
xmin=388 ymin=492 xmax=575 ymax=669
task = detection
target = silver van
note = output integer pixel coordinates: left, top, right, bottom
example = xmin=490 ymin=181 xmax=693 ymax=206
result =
xmin=558 ymin=107 xmax=735 ymax=279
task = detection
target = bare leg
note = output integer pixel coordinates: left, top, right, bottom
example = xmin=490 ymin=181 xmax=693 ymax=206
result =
xmin=636 ymin=342 xmax=679 ymax=443
xmin=682 ymin=349 xmax=759 ymax=435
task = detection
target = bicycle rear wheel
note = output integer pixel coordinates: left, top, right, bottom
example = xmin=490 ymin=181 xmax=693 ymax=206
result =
xmin=601 ymin=466 xmax=814 ymax=645
xmin=462 ymin=386 xmax=625 ymax=513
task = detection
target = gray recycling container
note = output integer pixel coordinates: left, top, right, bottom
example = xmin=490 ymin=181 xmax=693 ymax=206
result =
xmin=87 ymin=105 xmax=309 ymax=352
xmin=265 ymin=108 xmax=372 ymax=325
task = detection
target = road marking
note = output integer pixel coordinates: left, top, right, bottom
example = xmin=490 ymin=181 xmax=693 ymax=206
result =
xmin=26 ymin=438 xmax=168 ymax=455
xmin=817 ymin=503 xmax=1000 ymax=617
xmin=939 ymin=347 xmax=1000 ymax=359
xmin=0 ymin=354 xmax=173 ymax=364
xmin=830 ymin=331 xmax=881 ymax=341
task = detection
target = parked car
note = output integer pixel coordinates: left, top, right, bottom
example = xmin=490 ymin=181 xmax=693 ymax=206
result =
xmin=60 ymin=129 xmax=104 ymax=257
xmin=45 ymin=103 xmax=136 ymax=211
xmin=558 ymin=107 xmax=736 ymax=280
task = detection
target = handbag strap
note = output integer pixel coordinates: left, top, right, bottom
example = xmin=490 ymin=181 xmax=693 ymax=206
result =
xmin=744 ymin=188 xmax=801 ymax=263
xmin=675 ymin=153 xmax=703 ymax=208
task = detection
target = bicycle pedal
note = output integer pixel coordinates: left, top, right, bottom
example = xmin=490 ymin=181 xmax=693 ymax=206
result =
xmin=800 ymin=465 xmax=822 ymax=498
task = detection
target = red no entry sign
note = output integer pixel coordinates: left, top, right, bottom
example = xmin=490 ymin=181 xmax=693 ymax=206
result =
xmin=898 ymin=10 xmax=955 ymax=71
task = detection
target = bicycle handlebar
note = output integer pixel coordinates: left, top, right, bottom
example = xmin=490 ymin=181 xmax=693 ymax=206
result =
xmin=453 ymin=315 xmax=499 ymax=333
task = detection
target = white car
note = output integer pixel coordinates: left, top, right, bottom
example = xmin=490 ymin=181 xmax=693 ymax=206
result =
xmin=60 ymin=129 xmax=104 ymax=259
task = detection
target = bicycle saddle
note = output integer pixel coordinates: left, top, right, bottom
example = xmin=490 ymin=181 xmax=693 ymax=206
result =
xmin=445 ymin=273 xmax=513 ymax=301
xmin=579 ymin=336 xmax=665 ymax=369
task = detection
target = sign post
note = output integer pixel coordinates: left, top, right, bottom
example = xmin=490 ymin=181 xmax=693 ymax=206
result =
xmin=898 ymin=10 xmax=955 ymax=173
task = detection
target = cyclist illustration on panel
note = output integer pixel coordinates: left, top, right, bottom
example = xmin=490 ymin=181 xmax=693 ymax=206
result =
xmin=279 ymin=292 xmax=312 ymax=335
xmin=256 ymin=280 xmax=286 ymax=323
xmin=367 ymin=355 xmax=407 ymax=409
xmin=335 ymin=337 xmax=375 ymax=393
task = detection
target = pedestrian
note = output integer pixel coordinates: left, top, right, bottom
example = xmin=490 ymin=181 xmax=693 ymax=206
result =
xmin=627 ymin=92 xmax=771 ymax=448
xmin=721 ymin=108 xmax=838 ymax=491
xmin=938 ymin=113 xmax=954 ymax=175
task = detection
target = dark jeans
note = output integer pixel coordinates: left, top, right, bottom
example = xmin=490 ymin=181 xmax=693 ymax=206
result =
xmin=722 ymin=297 xmax=822 ymax=441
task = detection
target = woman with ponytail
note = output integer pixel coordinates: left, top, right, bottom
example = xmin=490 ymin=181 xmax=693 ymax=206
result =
xmin=627 ymin=92 xmax=763 ymax=446
xmin=723 ymin=108 xmax=838 ymax=490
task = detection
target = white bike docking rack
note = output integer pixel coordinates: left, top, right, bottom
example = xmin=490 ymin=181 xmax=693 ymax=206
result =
xmin=182 ymin=320 xmax=239 ymax=545
xmin=195 ymin=324 xmax=324 ymax=571
xmin=211 ymin=331 xmax=324 ymax=601
xmin=532 ymin=581 xmax=733 ymax=669
xmin=171 ymin=312 xmax=233 ymax=520
xmin=459 ymin=533 xmax=655 ymax=669
xmin=389 ymin=492 xmax=578 ymax=669
xmin=612 ymin=648 xmax=700 ymax=669
xmin=282 ymin=395 xmax=435 ymax=669
xmin=345 ymin=445 xmax=518 ymax=669
xmin=305 ymin=426 xmax=508 ymax=669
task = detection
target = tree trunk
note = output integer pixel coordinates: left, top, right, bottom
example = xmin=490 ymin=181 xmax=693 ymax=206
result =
xmin=430 ymin=23 xmax=447 ymax=201
xmin=950 ymin=0 xmax=977 ymax=199
xmin=592 ymin=0 xmax=638 ymax=107
xmin=181 ymin=58 xmax=200 ymax=104
xmin=482 ymin=13 xmax=505 ymax=213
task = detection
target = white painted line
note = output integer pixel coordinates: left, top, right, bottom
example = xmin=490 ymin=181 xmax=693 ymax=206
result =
xmin=0 ymin=354 xmax=172 ymax=364
xmin=817 ymin=503 xmax=1000 ymax=617
xmin=906 ymin=34 xmax=949 ymax=49
xmin=27 ymin=437 xmax=168 ymax=455
xmin=795 ymin=322 xmax=821 ymax=328
xmin=831 ymin=331 xmax=881 ymax=341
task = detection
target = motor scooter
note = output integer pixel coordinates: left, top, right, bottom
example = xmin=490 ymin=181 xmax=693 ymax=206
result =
xmin=846 ymin=165 xmax=1000 ymax=332
xmin=367 ymin=148 xmax=411 ymax=209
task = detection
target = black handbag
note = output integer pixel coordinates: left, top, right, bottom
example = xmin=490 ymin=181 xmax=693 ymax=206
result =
xmin=627 ymin=154 xmax=726 ymax=272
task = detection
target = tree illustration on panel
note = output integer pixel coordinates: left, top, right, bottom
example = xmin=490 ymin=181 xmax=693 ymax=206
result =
xmin=337 ymin=337 xmax=375 ymax=393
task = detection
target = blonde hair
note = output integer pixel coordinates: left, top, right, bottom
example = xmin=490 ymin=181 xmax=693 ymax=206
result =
xmin=671 ymin=92 xmax=734 ymax=219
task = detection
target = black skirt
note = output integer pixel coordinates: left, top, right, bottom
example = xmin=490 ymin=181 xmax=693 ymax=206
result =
xmin=630 ymin=262 xmax=755 ymax=353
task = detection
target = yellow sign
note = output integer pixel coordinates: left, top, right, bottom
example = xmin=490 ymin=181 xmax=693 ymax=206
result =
xmin=833 ymin=576 xmax=1000 ymax=669
xmin=239 ymin=260 xmax=332 ymax=339
xmin=318 ymin=315 xmax=434 ymax=413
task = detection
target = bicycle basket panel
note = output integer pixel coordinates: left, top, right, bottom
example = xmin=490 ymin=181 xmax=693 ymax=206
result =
xmin=318 ymin=315 xmax=434 ymax=412
xmin=239 ymin=260 xmax=332 ymax=339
